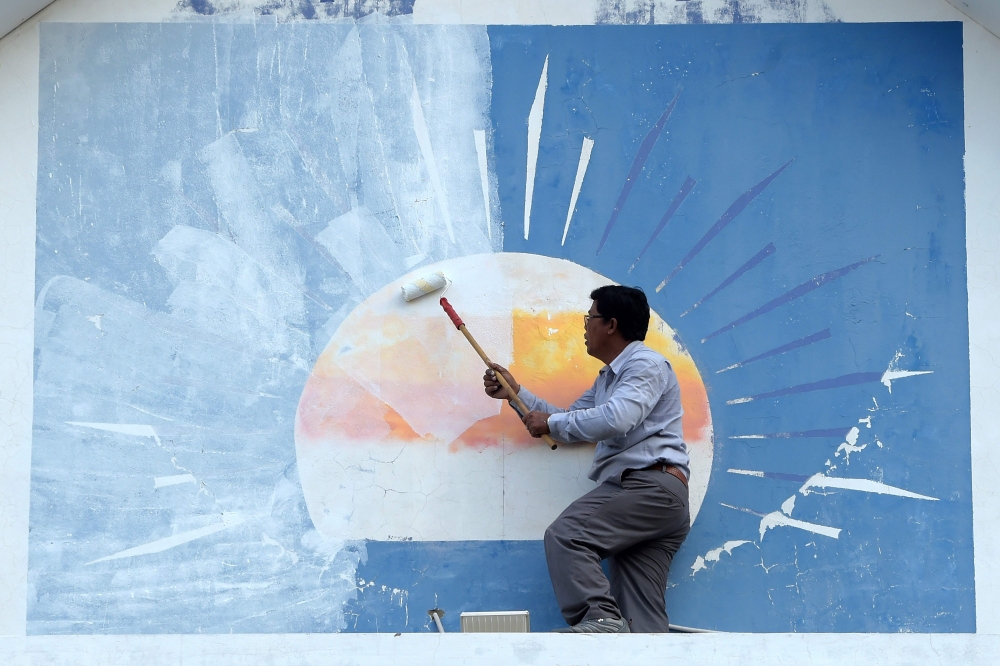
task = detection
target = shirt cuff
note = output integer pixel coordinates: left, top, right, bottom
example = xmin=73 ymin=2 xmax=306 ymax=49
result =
xmin=547 ymin=412 xmax=569 ymax=441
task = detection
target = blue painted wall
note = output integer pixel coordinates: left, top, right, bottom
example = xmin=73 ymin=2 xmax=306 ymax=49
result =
xmin=490 ymin=22 xmax=970 ymax=631
xmin=30 ymin=21 xmax=970 ymax=633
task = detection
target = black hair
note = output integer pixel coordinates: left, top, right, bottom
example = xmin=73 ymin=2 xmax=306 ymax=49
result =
xmin=589 ymin=285 xmax=650 ymax=342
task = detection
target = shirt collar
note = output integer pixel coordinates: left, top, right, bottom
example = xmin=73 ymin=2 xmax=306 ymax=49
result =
xmin=602 ymin=340 xmax=645 ymax=376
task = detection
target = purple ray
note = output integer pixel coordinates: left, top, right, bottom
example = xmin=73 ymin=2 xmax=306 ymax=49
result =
xmin=703 ymin=255 xmax=880 ymax=343
xmin=655 ymin=159 xmax=793 ymax=292
xmin=716 ymin=328 xmax=831 ymax=373
xmin=729 ymin=427 xmax=852 ymax=439
xmin=595 ymin=89 xmax=682 ymax=255
xmin=727 ymin=371 xmax=884 ymax=405
xmin=629 ymin=176 xmax=696 ymax=272
xmin=681 ymin=242 xmax=776 ymax=316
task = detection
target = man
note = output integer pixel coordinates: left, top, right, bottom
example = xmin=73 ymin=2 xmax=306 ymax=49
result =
xmin=483 ymin=285 xmax=690 ymax=633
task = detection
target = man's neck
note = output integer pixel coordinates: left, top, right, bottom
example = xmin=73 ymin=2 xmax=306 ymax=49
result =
xmin=595 ymin=337 xmax=633 ymax=366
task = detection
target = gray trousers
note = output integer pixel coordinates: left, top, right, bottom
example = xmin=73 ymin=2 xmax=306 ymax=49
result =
xmin=543 ymin=468 xmax=690 ymax=633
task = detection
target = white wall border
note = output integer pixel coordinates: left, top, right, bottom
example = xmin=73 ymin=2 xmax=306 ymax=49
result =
xmin=1 ymin=0 xmax=997 ymax=661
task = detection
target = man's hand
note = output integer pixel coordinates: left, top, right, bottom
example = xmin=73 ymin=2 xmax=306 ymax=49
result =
xmin=483 ymin=363 xmax=520 ymax=400
xmin=522 ymin=411 xmax=551 ymax=438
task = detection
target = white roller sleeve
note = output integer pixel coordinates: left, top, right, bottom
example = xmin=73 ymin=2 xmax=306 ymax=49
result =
xmin=401 ymin=271 xmax=448 ymax=302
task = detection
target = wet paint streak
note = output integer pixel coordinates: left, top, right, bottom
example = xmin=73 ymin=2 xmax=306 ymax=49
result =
xmin=596 ymin=89 xmax=681 ymax=254
xmin=629 ymin=176 xmax=696 ymax=271
xmin=702 ymin=255 xmax=879 ymax=342
xmin=656 ymin=160 xmax=792 ymax=291
xmin=729 ymin=427 xmax=852 ymax=439
xmin=715 ymin=328 xmax=831 ymax=373
xmin=726 ymin=371 xmax=884 ymax=405
xmin=681 ymin=242 xmax=775 ymax=316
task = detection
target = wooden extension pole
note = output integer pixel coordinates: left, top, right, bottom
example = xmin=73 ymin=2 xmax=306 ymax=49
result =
xmin=440 ymin=298 xmax=557 ymax=450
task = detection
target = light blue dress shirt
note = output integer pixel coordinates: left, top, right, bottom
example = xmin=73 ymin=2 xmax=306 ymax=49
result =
xmin=515 ymin=340 xmax=690 ymax=485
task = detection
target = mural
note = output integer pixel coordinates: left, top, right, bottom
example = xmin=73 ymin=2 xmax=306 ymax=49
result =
xmin=30 ymin=20 xmax=970 ymax=633
xmin=296 ymin=253 xmax=713 ymax=542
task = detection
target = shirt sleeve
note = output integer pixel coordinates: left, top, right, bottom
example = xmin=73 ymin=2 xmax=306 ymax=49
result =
xmin=546 ymin=357 xmax=666 ymax=448
xmin=511 ymin=386 xmax=564 ymax=416
xmin=513 ymin=386 xmax=598 ymax=445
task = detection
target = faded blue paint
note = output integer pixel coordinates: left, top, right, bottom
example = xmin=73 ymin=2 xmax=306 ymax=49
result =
xmin=721 ymin=326 xmax=830 ymax=370
xmin=346 ymin=542 xmax=563 ymax=632
xmin=703 ymin=255 xmax=880 ymax=340
xmin=596 ymin=90 xmax=680 ymax=254
xmin=175 ymin=0 xmax=416 ymax=20
xmin=595 ymin=0 xmax=840 ymax=25
xmin=491 ymin=23 xmax=970 ymax=631
xmin=633 ymin=175 xmax=696 ymax=269
xmin=661 ymin=160 xmax=792 ymax=288
xmin=31 ymin=21 xmax=970 ymax=635
xmin=686 ymin=241 xmax=776 ymax=315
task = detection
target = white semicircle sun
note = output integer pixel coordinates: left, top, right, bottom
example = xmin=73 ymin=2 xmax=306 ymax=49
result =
xmin=295 ymin=252 xmax=714 ymax=541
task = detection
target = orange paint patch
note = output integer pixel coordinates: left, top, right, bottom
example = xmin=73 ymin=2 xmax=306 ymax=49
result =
xmin=296 ymin=371 xmax=422 ymax=443
xmin=298 ymin=308 xmax=711 ymax=451
xmin=453 ymin=310 xmax=711 ymax=449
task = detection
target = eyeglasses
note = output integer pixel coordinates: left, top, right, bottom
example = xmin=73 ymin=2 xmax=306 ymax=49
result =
xmin=583 ymin=314 xmax=607 ymax=326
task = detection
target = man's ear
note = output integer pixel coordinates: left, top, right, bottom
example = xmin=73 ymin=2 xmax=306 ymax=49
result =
xmin=607 ymin=317 xmax=618 ymax=335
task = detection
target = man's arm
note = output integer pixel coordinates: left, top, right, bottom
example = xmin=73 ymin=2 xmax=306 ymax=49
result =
xmin=516 ymin=383 xmax=596 ymax=415
xmin=483 ymin=362 xmax=599 ymax=442
xmin=546 ymin=358 xmax=665 ymax=446
xmin=517 ymin=386 xmax=599 ymax=442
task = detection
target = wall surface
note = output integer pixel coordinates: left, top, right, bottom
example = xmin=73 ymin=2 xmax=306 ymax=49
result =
xmin=2 ymin=0 xmax=999 ymax=662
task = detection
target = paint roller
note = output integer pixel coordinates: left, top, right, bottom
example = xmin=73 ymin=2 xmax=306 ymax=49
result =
xmin=401 ymin=272 xmax=558 ymax=450
xmin=400 ymin=271 xmax=449 ymax=302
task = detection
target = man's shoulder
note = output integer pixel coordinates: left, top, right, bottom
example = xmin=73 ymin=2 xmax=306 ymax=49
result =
xmin=622 ymin=343 xmax=670 ymax=371
xmin=630 ymin=342 xmax=667 ymax=361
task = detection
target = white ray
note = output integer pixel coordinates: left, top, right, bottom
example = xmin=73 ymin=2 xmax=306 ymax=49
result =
xmin=474 ymin=129 xmax=492 ymax=240
xmin=524 ymin=55 xmax=549 ymax=240
xmin=881 ymin=350 xmax=933 ymax=392
xmin=881 ymin=369 xmax=933 ymax=392
xmin=759 ymin=511 xmax=841 ymax=541
xmin=727 ymin=468 xmax=765 ymax=477
xmin=561 ymin=136 xmax=594 ymax=246
xmin=719 ymin=502 xmax=761 ymax=517
xmin=800 ymin=473 xmax=938 ymax=501
xmin=154 ymin=474 xmax=196 ymax=489
xmin=85 ymin=513 xmax=245 ymax=565
xmin=411 ymin=79 xmax=454 ymax=243
xmin=67 ymin=422 xmax=161 ymax=445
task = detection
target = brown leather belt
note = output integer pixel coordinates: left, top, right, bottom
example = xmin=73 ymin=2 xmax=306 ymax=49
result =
xmin=635 ymin=462 xmax=688 ymax=488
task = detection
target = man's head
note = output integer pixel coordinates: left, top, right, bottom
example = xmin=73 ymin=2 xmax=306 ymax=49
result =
xmin=584 ymin=285 xmax=650 ymax=361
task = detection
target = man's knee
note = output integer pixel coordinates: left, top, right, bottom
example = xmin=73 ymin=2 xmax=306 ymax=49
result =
xmin=544 ymin=518 xmax=567 ymax=552
xmin=543 ymin=522 xmax=557 ymax=549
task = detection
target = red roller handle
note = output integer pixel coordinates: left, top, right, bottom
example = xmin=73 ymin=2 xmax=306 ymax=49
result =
xmin=440 ymin=297 xmax=464 ymax=329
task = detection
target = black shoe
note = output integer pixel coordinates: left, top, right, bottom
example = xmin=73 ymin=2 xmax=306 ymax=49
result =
xmin=553 ymin=618 xmax=630 ymax=633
